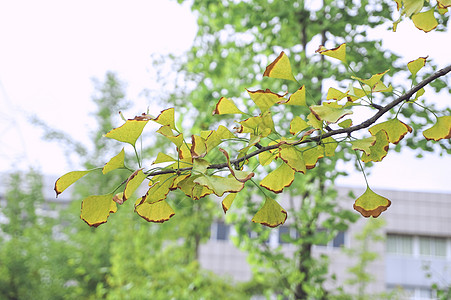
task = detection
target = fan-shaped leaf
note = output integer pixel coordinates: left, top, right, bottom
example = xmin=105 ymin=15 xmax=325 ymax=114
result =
xmin=408 ymin=56 xmax=428 ymax=77
xmin=263 ymin=51 xmax=297 ymax=81
xmin=310 ymin=102 xmax=353 ymax=124
xmin=338 ymin=119 xmax=353 ymax=128
xmin=123 ymin=169 xmax=147 ymax=202
xmin=315 ymin=43 xmax=346 ymax=63
xmin=301 ymin=146 xmax=324 ymax=169
xmin=104 ymin=119 xmax=149 ymax=146
xmin=279 ymin=86 xmax=306 ymax=106
xmin=54 ymin=170 xmax=93 ymax=197
xmin=178 ymin=175 xmax=213 ymax=200
xmin=135 ymin=200 xmax=175 ymax=223
xmin=369 ymin=118 xmax=412 ymax=144
xmin=350 ymin=136 xmax=377 ymax=155
xmin=152 ymin=108 xmax=176 ymax=130
xmin=412 ymin=9 xmax=438 ymax=32
xmin=222 ymin=193 xmax=237 ymax=214
xmin=252 ymin=197 xmax=287 ymax=227
xmin=353 ymin=187 xmax=391 ymax=218
xmin=260 ymin=162 xmax=295 ymax=193
xmin=247 ymin=89 xmax=286 ymax=112
xmin=352 ymin=70 xmax=389 ymax=88
xmin=194 ymin=175 xmax=244 ymax=197
xmin=361 ymin=130 xmax=389 ymax=163
xmin=423 ymin=116 xmax=451 ymax=141
xmin=191 ymin=135 xmax=207 ymax=158
xmin=80 ymin=193 xmax=117 ymax=227
xmin=103 ymin=148 xmax=125 ymax=174
xmin=213 ymin=97 xmax=244 ymax=115
xmin=278 ymin=145 xmax=306 ymax=173
xmin=153 ymin=152 xmax=176 ymax=164
xmin=327 ymin=87 xmax=349 ymax=101
xmin=290 ymin=116 xmax=309 ymax=135
xmin=157 ymin=125 xmax=184 ymax=148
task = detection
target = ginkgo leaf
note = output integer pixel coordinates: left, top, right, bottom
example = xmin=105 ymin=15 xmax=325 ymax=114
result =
xmin=372 ymin=81 xmax=393 ymax=93
xmin=338 ymin=119 xmax=353 ymax=128
xmin=307 ymin=112 xmax=323 ymax=129
xmin=219 ymin=148 xmax=255 ymax=182
xmin=80 ymin=193 xmax=116 ymax=227
xmin=315 ymin=43 xmax=346 ymax=63
xmin=350 ymin=136 xmax=377 ymax=155
xmin=278 ymin=145 xmax=306 ymax=173
xmin=259 ymin=150 xmax=277 ymax=166
xmin=143 ymin=174 xmax=176 ymax=204
xmin=238 ymin=112 xmax=274 ymax=137
xmin=135 ymin=200 xmax=175 ymax=223
xmin=104 ymin=119 xmax=149 ymax=146
xmin=438 ymin=0 xmax=451 ymax=8
xmin=153 ymin=152 xmax=176 ymax=164
xmin=157 ymin=125 xmax=184 ymax=148
xmin=263 ymin=51 xmax=297 ymax=81
xmin=310 ymin=102 xmax=353 ymax=124
xmin=123 ymin=169 xmax=147 ymax=202
xmin=408 ymin=56 xmax=428 ymax=77
xmin=102 ymin=148 xmax=125 ymax=174
xmin=369 ymin=118 xmax=413 ymax=144
xmin=290 ymin=116 xmax=309 ymax=135
xmin=191 ymin=135 xmax=207 ymax=158
xmin=247 ymin=89 xmax=286 ymax=112
xmin=278 ymin=86 xmax=306 ymax=106
xmin=192 ymin=158 xmax=210 ymax=174
xmin=403 ymin=0 xmax=424 ymax=17
xmin=252 ymin=197 xmax=287 ymax=227
xmin=347 ymin=85 xmax=367 ymax=101
xmin=151 ymin=107 xmax=176 ymax=130
xmin=194 ymin=174 xmax=244 ymax=197
xmin=213 ymin=97 xmax=244 ymax=115
xmin=301 ymin=146 xmax=324 ymax=169
xmin=260 ymin=162 xmax=295 ymax=193
xmin=353 ymin=186 xmax=391 ymax=218
xmin=222 ymin=193 xmax=237 ymax=214
xmin=351 ymin=70 xmax=390 ymax=88
xmin=327 ymin=87 xmax=349 ymax=101
xmin=321 ymin=136 xmax=338 ymax=157
xmin=361 ymin=130 xmax=389 ymax=163
xmin=414 ymin=88 xmax=425 ymax=101
xmin=177 ymin=175 xmax=213 ymax=200
xmin=54 ymin=170 xmax=92 ymax=197
xmin=412 ymin=9 xmax=438 ymax=32
xmin=423 ymin=116 xmax=451 ymax=141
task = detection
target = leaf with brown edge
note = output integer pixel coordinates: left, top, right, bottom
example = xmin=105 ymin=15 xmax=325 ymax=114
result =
xmin=55 ymin=170 xmax=92 ymax=197
xmin=353 ymin=186 xmax=391 ymax=218
xmin=177 ymin=175 xmax=213 ymax=200
xmin=361 ymin=130 xmax=389 ymax=163
xmin=278 ymin=86 xmax=306 ymax=106
xmin=194 ymin=174 xmax=244 ymax=197
xmin=157 ymin=125 xmax=184 ymax=148
xmin=112 ymin=192 xmax=124 ymax=205
xmin=307 ymin=112 xmax=323 ymax=129
xmin=310 ymin=102 xmax=353 ymax=124
xmin=213 ymin=97 xmax=244 ymax=115
xmin=350 ymin=136 xmax=377 ymax=155
xmin=423 ymin=116 xmax=451 ymax=141
xmin=80 ymin=193 xmax=117 ymax=227
xmin=219 ymin=148 xmax=255 ymax=182
xmin=135 ymin=200 xmax=175 ymax=223
xmin=104 ymin=119 xmax=149 ymax=147
xmin=315 ymin=43 xmax=346 ymax=63
xmin=151 ymin=108 xmax=176 ymax=130
xmin=301 ymin=146 xmax=324 ymax=169
xmin=351 ymin=70 xmax=390 ymax=89
xmin=278 ymin=145 xmax=306 ymax=173
xmin=102 ymin=148 xmax=125 ymax=174
xmin=260 ymin=162 xmax=295 ymax=194
xmin=438 ymin=0 xmax=451 ymax=8
xmin=143 ymin=174 xmax=176 ymax=204
xmin=369 ymin=118 xmax=412 ymax=144
xmin=247 ymin=89 xmax=287 ymax=112
xmin=412 ymin=9 xmax=438 ymax=32
xmin=327 ymin=87 xmax=349 ymax=101
xmin=263 ymin=51 xmax=297 ymax=81
xmin=408 ymin=56 xmax=428 ymax=77
xmin=191 ymin=135 xmax=207 ymax=158
xmin=123 ymin=169 xmax=147 ymax=202
xmin=290 ymin=116 xmax=309 ymax=135
xmin=222 ymin=193 xmax=236 ymax=214
xmin=252 ymin=197 xmax=287 ymax=227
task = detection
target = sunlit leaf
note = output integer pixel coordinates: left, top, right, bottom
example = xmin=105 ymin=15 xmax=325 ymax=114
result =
xmin=361 ymin=130 xmax=389 ymax=163
xmin=213 ymin=97 xmax=244 ymax=115
xmin=326 ymin=87 xmax=349 ymax=101
xmin=278 ymin=145 xmax=306 ymax=173
xmin=369 ymin=118 xmax=413 ymax=144
xmin=222 ymin=193 xmax=237 ymax=214
xmin=153 ymin=152 xmax=176 ymax=164
xmin=252 ymin=197 xmax=287 ymax=227
xmin=135 ymin=200 xmax=175 ymax=223
xmin=315 ymin=43 xmax=346 ymax=63
xmin=423 ymin=116 xmax=451 ymax=141
xmin=54 ymin=170 xmax=92 ymax=197
xmin=279 ymin=86 xmax=306 ymax=106
xmin=191 ymin=135 xmax=207 ymax=158
xmin=290 ymin=116 xmax=309 ymax=135
xmin=80 ymin=193 xmax=116 ymax=227
xmin=152 ymin=108 xmax=176 ymax=130
xmin=307 ymin=112 xmax=323 ymax=129
xmin=194 ymin=174 xmax=244 ymax=197
xmin=310 ymin=102 xmax=353 ymax=124
xmin=351 ymin=70 xmax=390 ymax=88
xmin=144 ymin=174 xmax=175 ymax=204
xmin=350 ymin=136 xmax=377 ymax=155
xmin=247 ymin=89 xmax=286 ymax=112
xmin=301 ymin=146 xmax=324 ymax=169
xmin=412 ymin=9 xmax=438 ymax=32
xmin=353 ymin=186 xmax=391 ymax=218
xmin=403 ymin=0 xmax=424 ymax=17
xmin=102 ymin=148 xmax=125 ymax=174
xmin=123 ymin=169 xmax=147 ymax=202
xmin=407 ymin=56 xmax=428 ymax=77
xmin=157 ymin=125 xmax=184 ymax=148
xmin=263 ymin=51 xmax=297 ymax=81
xmin=259 ymin=150 xmax=277 ymax=166
xmin=260 ymin=162 xmax=295 ymax=193
xmin=238 ymin=112 xmax=274 ymax=137
xmin=192 ymin=158 xmax=210 ymax=174
xmin=104 ymin=119 xmax=149 ymax=146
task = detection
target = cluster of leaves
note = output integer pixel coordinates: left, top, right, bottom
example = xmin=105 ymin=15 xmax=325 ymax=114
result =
xmin=55 ymin=43 xmax=451 ymax=228
xmin=393 ymin=0 xmax=450 ymax=32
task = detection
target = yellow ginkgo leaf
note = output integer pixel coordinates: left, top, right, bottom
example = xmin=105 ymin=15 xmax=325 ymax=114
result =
xmin=353 ymin=186 xmax=391 ymax=218
xmin=80 ymin=193 xmax=116 ymax=227
xmin=315 ymin=43 xmax=346 ymax=63
xmin=247 ymin=89 xmax=286 ymax=112
xmin=194 ymin=175 xmax=244 ymax=197
xmin=263 ymin=51 xmax=297 ymax=81
xmin=177 ymin=175 xmax=213 ymax=200
xmin=191 ymin=135 xmax=207 ymax=158
xmin=135 ymin=200 xmax=175 ymax=223
xmin=153 ymin=152 xmax=176 ymax=164
xmin=338 ymin=119 xmax=353 ymax=129
xmin=301 ymin=146 xmax=324 ymax=170
xmin=260 ymin=162 xmax=295 ymax=193
xmin=403 ymin=0 xmax=424 ymax=17
xmin=326 ymin=87 xmax=349 ymax=101
xmin=222 ymin=193 xmax=237 ymax=214
xmin=407 ymin=56 xmax=428 ymax=77
xmin=350 ymin=136 xmax=377 ymax=155
xmin=278 ymin=86 xmax=306 ymax=106
xmin=212 ymin=97 xmax=244 ymax=115
xmin=437 ymin=0 xmax=451 ymax=8
xmin=310 ymin=102 xmax=353 ymax=124
xmin=54 ymin=170 xmax=92 ymax=197
xmin=123 ymin=169 xmax=147 ymax=202
xmin=361 ymin=130 xmax=389 ymax=163
xmin=157 ymin=125 xmax=184 ymax=148
xmin=278 ymin=145 xmax=306 ymax=173
xmin=102 ymin=148 xmax=125 ymax=174
xmin=104 ymin=119 xmax=149 ymax=146
xmin=152 ymin=108 xmax=176 ymax=130
xmin=351 ymin=70 xmax=390 ymax=88
xmin=369 ymin=118 xmax=413 ymax=144
xmin=290 ymin=116 xmax=309 ymax=135
xmin=423 ymin=116 xmax=451 ymax=141
xmin=252 ymin=197 xmax=287 ymax=227
xmin=307 ymin=112 xmax=323 ymax=129
xmin=412 ymin=9 xmax=438 ymax=32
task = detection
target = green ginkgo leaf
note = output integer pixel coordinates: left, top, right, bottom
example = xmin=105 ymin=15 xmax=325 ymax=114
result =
xmin=80 ymin=193 xmax=117 ymax=227
xmin=194 ymin=174 xmax=244 ymax=197
xmin=278 ymin=145 xmax=306 ymax=173
xmin=352 ymin=70 xmax=390 ymax=88
xmin=104 ymin=119 xmax=149 ymax=146
xmin=263 ymin=51 xmax=297 ymax=81
xmin=260 ymin=162 xmax=295 ymax=193
xmin=54 ymin=170 xmax=93 ymax=197
xmin=102 ymin=148 xmax=125 ymax=174
xmin=177 ymin=175 xmax=213 ymax=200
xmin=369 ymin=118 xmax=412 ymax=144
xmin=310 ymin=102 xmax=353 ymax=124
xmin=157 ymin=125 xmax=184 ymax=148
xmin=191 ymin=135 xmax=208 ymax=158
xmin=279 ymin=86 xmax=306 ymax=106
xmin=361 ymin=130 xmax=389 ymax=163
xmin=353 ymin=186 xmax=391 ymax=218
xmin=350 ymin=136 xmax=377 ymax=155
xmin=153 ymin=152 xmax=176 ymax=164
xmin=338 ymin=119 xmax=353 ymax=128
xmin=135 ymin=200 xmax=175 ymax=223
xmin=423 ymin=116 xmax=451 ymax=141
xmin=252 ymin=197 xmax=287 ymax=227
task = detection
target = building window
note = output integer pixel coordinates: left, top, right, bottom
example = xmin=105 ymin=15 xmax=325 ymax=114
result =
xmin=278 ymin=225 xmax=291 ymax=244
xmin=216 ymin=221 xmax=229 ymax=240
xmin=387 ymin=234 xmax=413 ymax=255
xmin=332 ymin=231 xmax=345 ymax=248
xmin=419 ymin=236 xmax=446 ymax=257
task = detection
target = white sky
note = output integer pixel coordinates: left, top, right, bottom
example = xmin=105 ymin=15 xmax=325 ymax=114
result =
xmin=0 ymin=0 xmax=450 ymax=193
